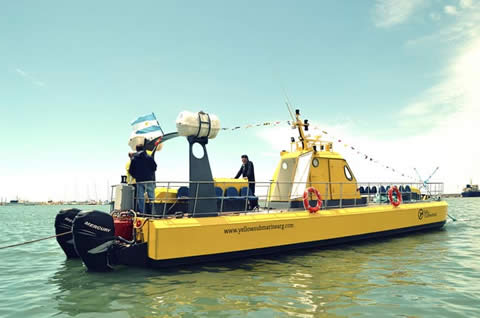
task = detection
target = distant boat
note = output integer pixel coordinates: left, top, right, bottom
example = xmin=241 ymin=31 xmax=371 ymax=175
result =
xmin=462 ymin=182 xmax=480 ymax=197
xmin=8 ymin=195 xmax=22 ymax=204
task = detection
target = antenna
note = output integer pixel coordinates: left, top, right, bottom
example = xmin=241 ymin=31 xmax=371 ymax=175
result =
xmin=283 ymin=88 xmax=296 ymax=123
xmin=413 ymin=168 xmax=423 ymax=183
xmin=286 ymin=102 xmax=295 ymax=122
xmin=414 ymin=166 xmax=440 ymax=191
xmin=424 ymin=166 xmax=440 ymax=185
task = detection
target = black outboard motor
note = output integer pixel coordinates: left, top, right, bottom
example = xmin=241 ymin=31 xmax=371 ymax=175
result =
xmin=55 ymin=208 xmax=81 ymax=258
xmin=72 ymin=210 xmax=116 ymax=271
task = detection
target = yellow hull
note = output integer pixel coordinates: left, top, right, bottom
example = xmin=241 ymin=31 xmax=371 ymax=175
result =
xmin=136 ymin=201 xmax=448 ymax=266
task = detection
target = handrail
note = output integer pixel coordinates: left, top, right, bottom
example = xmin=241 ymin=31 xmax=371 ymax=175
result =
xmin=111 ymin=180 xmax=444 ymax=216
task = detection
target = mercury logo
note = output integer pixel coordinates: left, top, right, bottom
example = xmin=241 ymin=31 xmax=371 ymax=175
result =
xmin=84 ymin=221 xmax=111 ymax=233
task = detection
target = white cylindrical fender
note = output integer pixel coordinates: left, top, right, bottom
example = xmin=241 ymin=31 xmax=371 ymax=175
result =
xmin=128 ymin=134 xmax=146 ymax=151
xmin=176 ymin=111 xmax=220 ymax=139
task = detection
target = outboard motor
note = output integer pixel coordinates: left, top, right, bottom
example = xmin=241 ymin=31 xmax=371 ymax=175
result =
xmin=72 ymin=210 xmax=116 ymax=271
xmin=55 ymin=208 xmax=81 ymax=258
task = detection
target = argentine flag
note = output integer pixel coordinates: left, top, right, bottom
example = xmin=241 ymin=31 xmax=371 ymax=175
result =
xmin=128 ymin=113 xmax=164 ymax=151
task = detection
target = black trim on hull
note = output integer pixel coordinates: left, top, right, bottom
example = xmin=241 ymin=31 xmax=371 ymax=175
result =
xmin=461 ymin=191 xmax=480 ymax=197
xmin=148 ymin=221 xmax=446 ymax=268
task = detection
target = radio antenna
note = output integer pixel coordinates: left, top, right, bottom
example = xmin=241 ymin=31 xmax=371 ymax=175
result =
xmin=283 ymin=87 xmax=296 ymax=122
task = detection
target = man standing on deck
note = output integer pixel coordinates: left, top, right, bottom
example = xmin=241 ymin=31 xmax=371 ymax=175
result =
xmin=126 ymin=152 xmax=136 ymax=185
xmin=125 ymin=152 xmax=137 ymax=210
xmin=129 ymin=144 xmax=157 ymax=213
xmin=235 ymin=154 xmax=255 ymax=196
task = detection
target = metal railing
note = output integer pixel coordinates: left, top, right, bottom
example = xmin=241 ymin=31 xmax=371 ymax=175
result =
xmin=110 ymin=180 xmax=444 ymax=218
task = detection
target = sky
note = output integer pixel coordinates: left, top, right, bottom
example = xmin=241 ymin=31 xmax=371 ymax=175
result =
xmin=1 ymin=0 xmax=479 ymax=201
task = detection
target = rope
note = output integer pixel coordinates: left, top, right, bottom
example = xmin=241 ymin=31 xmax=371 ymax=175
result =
xmin=0 ymin=231 xmax=72 ymax=250
xmin=448 ymin=214 xmax=457 ymax=222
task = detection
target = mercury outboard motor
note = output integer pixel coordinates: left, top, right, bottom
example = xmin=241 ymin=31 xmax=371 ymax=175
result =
xmin=72 ymin=210 xmax=117 ymax=271
xmin=55 ymin=208 xmax=81 ymax=258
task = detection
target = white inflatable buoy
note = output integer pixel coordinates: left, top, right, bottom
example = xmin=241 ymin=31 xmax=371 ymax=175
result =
xmin=128 ymin=135 xmax=146 ymax=151
xmin=176 ymin=111 xmax=220 ymax=139
xmin=128 ymin=134 xmax=164 ymax=152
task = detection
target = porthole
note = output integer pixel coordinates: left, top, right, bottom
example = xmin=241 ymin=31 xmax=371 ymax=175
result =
xmin=282 ymin=162 xmax=288 ymax=170
xmin=344 ymin=165 xmax=353 ymax=181
xmin=192 ymin=142 xmax=204 ymax=159
xmin=312 ymin=158 xmax=319 ymax=168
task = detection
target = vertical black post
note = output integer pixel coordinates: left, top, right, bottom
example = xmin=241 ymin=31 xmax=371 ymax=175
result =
xmin=188 ymin=136 xmax=218 ymax=217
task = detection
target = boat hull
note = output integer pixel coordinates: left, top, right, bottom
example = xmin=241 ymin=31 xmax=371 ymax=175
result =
xmin=461 ymin=191 xmax=480 ymax=197
xmin=138 ymin=201 xmax=448 ymax=267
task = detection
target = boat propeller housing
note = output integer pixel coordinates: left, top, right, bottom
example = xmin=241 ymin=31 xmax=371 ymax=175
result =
xmin=72 ymin=210 xmax=116 ymax=272
xmin=54 ymin=208 xmax=81 ymax=258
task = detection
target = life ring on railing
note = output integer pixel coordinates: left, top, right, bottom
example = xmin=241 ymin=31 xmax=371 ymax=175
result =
xmin=303 ymin=187 xmax=322 ymax=213
xmin=388 ymin=186 xmax=402 ymax=207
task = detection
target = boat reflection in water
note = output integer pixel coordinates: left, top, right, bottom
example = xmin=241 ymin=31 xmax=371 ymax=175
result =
xmin=49 ymin=228 xmax=449 ymax=316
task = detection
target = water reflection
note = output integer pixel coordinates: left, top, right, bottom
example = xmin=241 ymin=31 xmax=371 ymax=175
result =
xmin=38 ymin=200 xmax=480 ymax=317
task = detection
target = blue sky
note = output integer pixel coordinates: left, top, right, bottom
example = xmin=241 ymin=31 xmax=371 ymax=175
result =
xmin=1 ymin=0 xmax=479 ymax=201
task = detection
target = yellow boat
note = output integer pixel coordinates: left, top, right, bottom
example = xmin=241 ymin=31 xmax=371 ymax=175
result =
xmin=55 ymin=110 xmax=447 ymax=271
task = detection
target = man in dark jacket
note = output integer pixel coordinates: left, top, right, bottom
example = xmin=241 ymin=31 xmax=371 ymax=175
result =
xmin=129 ymin=144 xmax=157 ymax=213
xmin=235 ymin=154 xmax=255 ymax=195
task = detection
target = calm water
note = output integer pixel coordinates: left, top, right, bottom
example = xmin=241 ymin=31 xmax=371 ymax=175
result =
xmin=0 ymin=199 xmax=479 ymax=318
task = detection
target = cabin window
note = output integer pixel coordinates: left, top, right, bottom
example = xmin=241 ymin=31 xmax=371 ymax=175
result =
xmin=282 ymin=162 xmax=288 ymax=170
xmin=312 ymin=158 xmax=319 ymax=168
xmin=344 ymin=165 xmax=353 ymax=181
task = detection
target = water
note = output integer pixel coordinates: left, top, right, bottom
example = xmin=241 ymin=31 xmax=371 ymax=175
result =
xmin=0 ymin=199 xmax=478 ymax=318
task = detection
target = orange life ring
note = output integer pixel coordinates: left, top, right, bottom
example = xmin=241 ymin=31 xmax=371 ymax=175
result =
xmin=388 ymin=186 xmax=402 ymax=207
xmin=303 ymin=187 xmax=322 ymax=213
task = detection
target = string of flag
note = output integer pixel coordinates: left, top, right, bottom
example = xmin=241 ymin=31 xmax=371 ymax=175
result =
xmin=220 ymin=120 xmax=417 ymax=181
xmin=220 ymin=120 xmax=289 ymax=131
xmin=308 ymin=124 xmax=417 ymax=181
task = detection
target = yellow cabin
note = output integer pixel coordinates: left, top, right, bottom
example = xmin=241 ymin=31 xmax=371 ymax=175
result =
xmin=268 ymin=113 xmax=360 ymax=209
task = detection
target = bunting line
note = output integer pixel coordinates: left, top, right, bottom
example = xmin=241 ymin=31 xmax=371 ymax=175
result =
xmin=220 ymin=120 xmax=417 ymax=181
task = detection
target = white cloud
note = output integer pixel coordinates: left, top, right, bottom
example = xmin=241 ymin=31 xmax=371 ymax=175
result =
xmin=444 ymin=5 xmax=459 ymax=15
xmin=374 ymin=0 xmax=425 ymax=27
xmin=386 ymin=4 xmax=480 ymax=192
xmin=258 ymin=4 xmax=480 ymax=194
xmin=402 ymin=4 xmax=480 ymax=126
xmin=15 ymin=68 xmax=46 ymax=87
xmin=406 ymin=2 xmax=480 ymax=46
xmin=460 ymin=0 xmax=473 ymax=9
xmin=16 ymin=68 xmax=27 ymax=77
xmin=430 ymin=12 xmax=441 ymax=21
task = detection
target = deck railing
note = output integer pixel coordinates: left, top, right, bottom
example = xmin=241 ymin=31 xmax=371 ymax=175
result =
xmin=110 ymin=180 xmax=444 ymax=217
